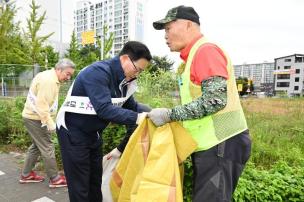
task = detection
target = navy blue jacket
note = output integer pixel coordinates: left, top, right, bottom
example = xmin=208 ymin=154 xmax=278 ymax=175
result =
xmin=65 ymin=56 xmax=142 ymax=136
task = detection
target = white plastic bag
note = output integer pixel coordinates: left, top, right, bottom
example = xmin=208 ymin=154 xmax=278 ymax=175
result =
xmin=102 ymin=155 xmax=119 ymax=202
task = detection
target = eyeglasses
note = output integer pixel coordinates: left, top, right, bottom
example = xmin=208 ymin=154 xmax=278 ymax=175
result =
xmin=128 ymin=56 xmax=144 ymax=73
xmin=62 ymin=70 xmax=73 ymax=78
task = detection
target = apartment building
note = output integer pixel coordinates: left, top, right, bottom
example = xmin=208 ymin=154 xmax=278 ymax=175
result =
xmin=274 ymin=54 xmax=304 ymax=96
xmin=234 ymin=62 xmax=275 ymax=93
xmin=74 ymin=0 xmax=146 ymax=56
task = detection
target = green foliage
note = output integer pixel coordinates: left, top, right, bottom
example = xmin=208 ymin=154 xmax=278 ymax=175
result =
xmin=66 ymin=30 xmax=79 ymax=60
xmin=65 ymin=30 xmax=83 ymax=72
xmin=76 ymin=44 xmax=99 ymax=70
xmin=0 ymin=99 xmax=12 ymax=142
xmin=233 ymin=161 xmax=304 ymax=202
xmin=0 ymin=2 xmax=16 ymax=65
xmin=102 ymin=124 xmax=126 ymax=154
xmin=52 ymin=133 xmax=63 ymax=168
xmin=182 ymin=158 xmax=193 ymax=202
xmin=0 ymin=2 xmax=29 ymax=74
xmin=1 ymin=72 xmax=304 ymax=202
xmin=0 ymin=0 xmax=116 ymax=77
xmin=41 ymin=45 xmax=59 ymax=69
xmin=0 ymin=1 xmax=58 ymax=76
xmin=0 ymin=97 xmax=29 ymax=148
xmin=242 ymin=98 xmax=304 ymax=168
xmin=65 ymin=24 xmax=115 ymax=73
xmin=96 ymin=24 xmax=114 ymax=60
xmin=136 ymin=69 xmax=180 ymax=108
xmin=148 ymin=55 xmax=174 ymax=73
xmin=24 ymin=0 xmax=54 ymax=65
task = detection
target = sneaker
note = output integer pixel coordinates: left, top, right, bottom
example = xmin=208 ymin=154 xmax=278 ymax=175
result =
xmin=49 ymin=175 xmax=67 ymax=188
xmin=19 ymin=171 xmax=45 ymax=183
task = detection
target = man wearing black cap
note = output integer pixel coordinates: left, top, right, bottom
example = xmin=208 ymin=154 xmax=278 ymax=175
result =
xmin=148 ymin=5 xmax=252 ymax=202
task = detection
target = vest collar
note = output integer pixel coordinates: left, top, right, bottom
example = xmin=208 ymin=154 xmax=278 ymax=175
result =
xmin=180 ymin=34 xmax=204 ymax=62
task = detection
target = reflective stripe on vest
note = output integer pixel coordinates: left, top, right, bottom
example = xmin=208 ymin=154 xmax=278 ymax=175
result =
xmin=180 ymin=37 xmax=248 ymax=151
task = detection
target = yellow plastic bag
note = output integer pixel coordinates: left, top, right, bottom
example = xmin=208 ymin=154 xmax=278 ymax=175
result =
xmin=110 ymin=119 xmax=197 ymax=202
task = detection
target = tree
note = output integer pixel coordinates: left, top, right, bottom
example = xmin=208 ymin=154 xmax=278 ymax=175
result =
xmin=65 ymin=30 xmax=83 ymax=71
xmin=0 ymin=2 xmax=15 ymax=65
xmin=148 ymin=55 xmax=174 ymax=73
xmin=24 ymin=0 xmax=53 ymax=66
xmin=41 ymin=45 xmax=59 ymax=69
xmin=0 ymin=1 xmax=29 ymax=76
xmin=95 ymin=25 xmax=114 ymax=60
xmin=66 ymin=31 xmax=79 ymax=60
xmin=78 ymin=44 xmax=98 ymax=68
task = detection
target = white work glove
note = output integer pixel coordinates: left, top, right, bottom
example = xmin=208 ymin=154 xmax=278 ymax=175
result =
xmin=148 ymin=108 xmax=171 ymax=126
xmin=106 ymin=148 xmax=121 ymax=160
xmin=136 ymin=112 xmax=147 ymax=125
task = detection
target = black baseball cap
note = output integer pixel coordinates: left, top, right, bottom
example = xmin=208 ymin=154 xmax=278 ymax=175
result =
xmin=153 ymin=5 xmax=200 ymax=30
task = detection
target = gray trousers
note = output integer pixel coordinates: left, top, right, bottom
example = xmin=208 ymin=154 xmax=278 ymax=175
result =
xmin=22 ymin=118 xmax=58 ymax=179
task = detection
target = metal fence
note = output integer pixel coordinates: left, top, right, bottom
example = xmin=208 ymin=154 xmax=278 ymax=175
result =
xmin=0 ymin=76 xmax=72 ymax=98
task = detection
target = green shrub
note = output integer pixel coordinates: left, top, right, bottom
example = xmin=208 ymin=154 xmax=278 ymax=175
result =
xmin=7 ymin=97 xmax=30 ymax=149
xmin=136 ymin=69 xmax=180 ymax=108
xmin=1 ymin=74 xmax=303 ymax=201
xmin=0 ymin=97 xmax=29 ymax=148
xmin=0 ymin=98 xmax=12 ymax=143
xmin=102 ymin=124 xmax=126 ymax=154
xmin=183 ymin=157 xmax=193 ymax=202
xmin=233 ymin=161 xmax=304 ymax=202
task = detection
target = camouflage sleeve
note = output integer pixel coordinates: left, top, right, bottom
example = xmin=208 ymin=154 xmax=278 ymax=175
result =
xmin=170 ymin=76 xmax=227 ymax=121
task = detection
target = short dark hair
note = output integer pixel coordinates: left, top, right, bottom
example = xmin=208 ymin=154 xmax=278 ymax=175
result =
xmin=119 ymin=41 xmax=152 ymax=62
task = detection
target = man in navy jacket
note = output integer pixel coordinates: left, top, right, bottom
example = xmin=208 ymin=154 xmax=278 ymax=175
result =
xmin=56 ymin=41 xmax=152 ymax=202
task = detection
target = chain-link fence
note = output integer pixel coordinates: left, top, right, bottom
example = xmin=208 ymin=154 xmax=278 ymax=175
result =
xmin=1 ymin=63 xmax=38 ymax=97
xmin=0 ymin=76 xmax=72 ymax=98
xmin=1 ymin=76 xmax=31 ymax=97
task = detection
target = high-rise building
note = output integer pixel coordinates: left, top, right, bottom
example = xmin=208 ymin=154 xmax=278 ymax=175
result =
xmin=274 ymin=54 xmax=304 ymax=97
xmin=234 ymin=62 xmax=275 ymax=93
xmin=74 ymin=0 xmax=146 ymax=56
xmin=0 ymin=0 xmax=9 ymax=8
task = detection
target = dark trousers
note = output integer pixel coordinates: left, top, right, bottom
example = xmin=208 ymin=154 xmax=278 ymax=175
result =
xmin=191 ymin=130 xmax=251 ymax=202
xmin=57 ymin=127 xmax=103 ymax=202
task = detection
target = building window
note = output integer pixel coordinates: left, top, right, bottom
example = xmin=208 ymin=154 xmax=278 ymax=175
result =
xmin=284 ymin=58 xmax=292 ymax=62
xmin=294 ymin=86 xmax=299 ymax=90
xmin=295 ymin=56 xmax=304 ymax=63
xmin=277 ymin=82 xmax=289 ymax=87
xmin=295 ymin=77 xmax=299 ymax=82
xmin=284 ymin=66 xmax=291 ymax=69
xmin=296 ymin=69 xmax=300 ymax=74
xmin=277 ymin=74 xmax=290 ymax=80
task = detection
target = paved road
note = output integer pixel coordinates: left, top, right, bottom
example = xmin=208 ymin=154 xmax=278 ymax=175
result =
xmin=0 ymin=152 xmax=69 ymax=202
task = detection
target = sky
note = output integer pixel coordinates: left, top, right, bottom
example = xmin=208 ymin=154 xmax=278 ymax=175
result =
xmin=14 ymin=0 xmax=304 ymax=66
